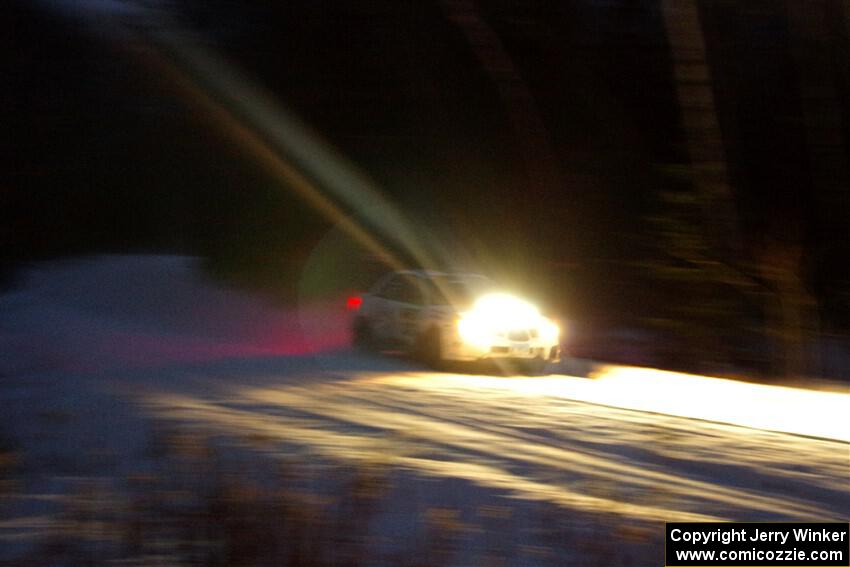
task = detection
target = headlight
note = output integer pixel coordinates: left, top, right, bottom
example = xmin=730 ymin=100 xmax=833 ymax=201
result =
xmin=539 ymin=318 xmax=560 ymax=343
xmin=469 ymin=293 xmax=540 ymax=325
xmin=457 ymin=315 xmax=493 ymax=349
xmin=457 ymin=293 xmax=551 ymax=348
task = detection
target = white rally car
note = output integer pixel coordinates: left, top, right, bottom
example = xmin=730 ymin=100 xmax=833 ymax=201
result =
xmin=350 ymin=270 xmax=561 ymax=373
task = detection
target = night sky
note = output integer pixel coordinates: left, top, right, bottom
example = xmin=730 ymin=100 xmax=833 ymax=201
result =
xmin=6 ymin=0 xmax=850 ymax=352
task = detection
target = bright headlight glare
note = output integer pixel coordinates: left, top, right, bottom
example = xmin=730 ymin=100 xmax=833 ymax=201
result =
xmin=457 ymin=293 xmax=549 ymax=349
xmin=457 ymin=314 xmax=492 ymax=349
xmin=540 ymin=319 xmax=560 ymax=342
xmin=470 ymin=293 xmax=539 ymax=325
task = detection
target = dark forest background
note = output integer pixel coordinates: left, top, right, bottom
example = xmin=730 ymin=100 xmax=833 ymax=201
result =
xmin=6 ymin=0 xmax=850 ymax=379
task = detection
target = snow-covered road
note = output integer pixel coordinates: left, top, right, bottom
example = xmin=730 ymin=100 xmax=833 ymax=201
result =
xmin=1 ymin=256 xmax=847 ymax=564
xmin=141 ymin=357 xmax=849 ymax=523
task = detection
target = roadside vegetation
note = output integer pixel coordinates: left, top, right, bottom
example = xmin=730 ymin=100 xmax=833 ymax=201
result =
xmin=3 ymin=423 xmax=658 ymax=566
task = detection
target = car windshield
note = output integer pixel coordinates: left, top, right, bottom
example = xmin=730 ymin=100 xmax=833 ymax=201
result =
xmin=426 ymin=275 xmax=495 ymax=307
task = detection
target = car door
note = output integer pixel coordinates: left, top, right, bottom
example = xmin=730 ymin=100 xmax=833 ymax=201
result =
xmin=381 ymin=275 xmax=424 ymax=347
xmin=392 ymin=276 xmax=426 ymax=347
xmin=369 ymin=275 xmax=401 ymax=344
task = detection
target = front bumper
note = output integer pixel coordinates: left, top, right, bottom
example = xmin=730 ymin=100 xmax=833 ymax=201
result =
xmin=445 ymin=337 xmax=561 ymax=363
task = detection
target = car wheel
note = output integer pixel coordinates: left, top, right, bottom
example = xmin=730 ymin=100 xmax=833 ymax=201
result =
xmin=352 ymin=318 xmax=374 ymax=351
xmin=522 ymin=357 xmax=547 ymax=376
xmin=415 ymin=327 xmax=442 ymax=369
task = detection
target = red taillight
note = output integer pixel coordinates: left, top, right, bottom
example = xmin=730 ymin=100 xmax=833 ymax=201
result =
xmin=346 ymin=296 xmax=363 ymax=311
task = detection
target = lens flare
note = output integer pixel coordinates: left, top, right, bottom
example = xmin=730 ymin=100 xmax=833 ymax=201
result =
xmin=457 ymin=293 xmax=554 ymax=349
xmin=472 ymin=293 xmax=540 ymax=324
xmin=539 ymin=318 xmax=560 ymax=342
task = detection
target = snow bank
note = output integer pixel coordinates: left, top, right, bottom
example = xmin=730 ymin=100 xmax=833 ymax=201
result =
xmin=0 ymin=255 xmax=350 ymax=374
